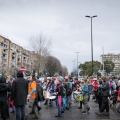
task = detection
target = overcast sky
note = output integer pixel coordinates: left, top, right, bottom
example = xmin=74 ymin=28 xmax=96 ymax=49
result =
xmin=0 ymin=0 xmax=120 ymax=73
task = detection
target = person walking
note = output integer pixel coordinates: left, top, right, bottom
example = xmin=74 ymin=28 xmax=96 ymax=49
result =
xmin=11 ymin=71 xmax=28 ymax=120
xmin=0 ymin=75 xmax=11 ymax=120
xmin=81 ymin=79 xmax=90 ymax=114
xmin=92 ymin=78 xmax=99 ymax=102
xmin=25 ymin=74 xmax=39 ymax=119
xmin=95 ymin=76 xmax=110 ymax=116
xmin=96 ymin=79 xmax=103 ymax=112
xmin=54 ymin=79 xmax=64 ymax=117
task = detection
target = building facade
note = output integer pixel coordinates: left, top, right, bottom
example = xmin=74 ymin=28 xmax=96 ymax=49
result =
xmin=0 ymin=35 xmax=39 ymax=76
xmin=101 ymin=53 xmax=120 ymax=75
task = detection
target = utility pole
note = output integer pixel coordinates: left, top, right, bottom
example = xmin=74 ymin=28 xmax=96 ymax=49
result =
xmin=76 ymin=52 xmax=79 ymax=79
xmin=102 ymin=46 xmax=104 ymax=76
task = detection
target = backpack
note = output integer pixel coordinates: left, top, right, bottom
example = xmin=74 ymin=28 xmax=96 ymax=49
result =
xmin=36 ymin=84 xmax=44 ymax=101
xmin=62 ymin=86 xmax=66 ymax=97
xmin=59 ymin=84 xmax=66 ymax=97
xmin=66 ymin=87 xmax=72 ymax=96
xmin=64 ymin=82 xmax=72 ymax=96
xmin=88 ymin=84 xmax=93 ymax=95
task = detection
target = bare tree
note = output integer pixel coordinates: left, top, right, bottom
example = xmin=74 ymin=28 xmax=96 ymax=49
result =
xmin=62 ymin=65 xmax=68 ymax=76
xmin=45 ymin=56 xmax=62 ymax=77
xmin=29 ymin=33 xmax=52 ymax=74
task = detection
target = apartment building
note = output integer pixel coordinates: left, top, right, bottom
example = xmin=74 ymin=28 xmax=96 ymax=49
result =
xmin=0 ymin=35 xmax=39 ymax=76
xmin=101 ymin=53 xmax=120 ymax=75
xmin=0 ymin=36 xmax=10 ymax=74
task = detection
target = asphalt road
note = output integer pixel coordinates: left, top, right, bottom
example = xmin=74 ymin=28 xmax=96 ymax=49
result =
xmin=4 ymin=96 xmax=120 ymax=120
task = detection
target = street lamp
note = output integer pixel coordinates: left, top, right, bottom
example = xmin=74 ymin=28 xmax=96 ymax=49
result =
xmin=72 ymin=59 xmax=76 ymax=73
xmin=75 ymin=52 xmax=79 ymax=79
xmin=85 ymin=15 xmax=97 ymax=76
xmin=102 ymin=46 xmax=104 ymax=76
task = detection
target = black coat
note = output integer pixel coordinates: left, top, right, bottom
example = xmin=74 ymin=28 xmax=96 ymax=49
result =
xmin=0 ymin=82 xmax=11 ymax=101
xmin=11 ymin=78 xmax=28 ymax=106
xmin=35 ymin=84 xmax=44 ymax=106
xmin=100 ymin=81 xmax=109 ymax=97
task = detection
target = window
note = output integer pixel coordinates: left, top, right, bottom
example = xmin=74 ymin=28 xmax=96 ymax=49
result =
xmin=12 ymin=56 xmax=15 ymax=59
xmin=3 ymin=54 xmax=5 ymax=57
xmin=18 ymin=58 xmax=20 ymax=61
xmin=12 ymin=44 xmax=16 ymax=48
xmin=2 ymin=38 xmax=6 ymax=43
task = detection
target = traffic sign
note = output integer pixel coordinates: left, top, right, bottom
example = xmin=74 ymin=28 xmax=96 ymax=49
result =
xmin=20 ymin=66 xmax=26 ymax=72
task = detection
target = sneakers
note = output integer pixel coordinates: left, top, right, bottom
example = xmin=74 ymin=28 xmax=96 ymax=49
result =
xmin=55 ymin=115 xmax=61 ymax=117
xmin=81 ymin=108 xmax=90 ymax=114
xmin=78 ymin=107 xmax=82 ymax=109
xmin=95 ymin=111 xmax=103 ymax=116
xmin=10 ymin=110 xmax=15 ymax=113
xmin=61 ymin=111 xmax=64 ymax=113
xmin=82 ymin=111 xmax=87 ymax=114
xmin=30 ymin=111 xmax=35 ymax=114
xmin=103 ymin=112 xmax=110 ymax=116
xmin=87 ymin=107 xmax=90 ymax=112
xmin=32 ymin=116 xmax=39 ymax=119
xmin=44 ymin=103 xmax=47 ymax=105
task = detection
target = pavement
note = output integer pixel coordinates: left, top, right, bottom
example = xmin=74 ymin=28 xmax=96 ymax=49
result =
xmin=5 ymin=96 xmax=120 ymax=120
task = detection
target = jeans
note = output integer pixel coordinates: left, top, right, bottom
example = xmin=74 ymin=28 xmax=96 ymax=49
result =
xmin=66 ymin=96 xmax=70 ymax=108
xmin=56 ymin=99 xmax=62 ymax=116
xmin=62 ymin=96 xmax=67 ymax=110
xmin=15 ymin=105 xmax=25 ymax=120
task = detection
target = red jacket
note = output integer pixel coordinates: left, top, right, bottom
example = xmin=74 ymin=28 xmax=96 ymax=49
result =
xmin=92 ymin=81 xmax=99 ymax=90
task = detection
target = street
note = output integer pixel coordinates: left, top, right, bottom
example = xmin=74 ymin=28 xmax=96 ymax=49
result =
xmin=6 ymin=96 xmax=120 ymax=120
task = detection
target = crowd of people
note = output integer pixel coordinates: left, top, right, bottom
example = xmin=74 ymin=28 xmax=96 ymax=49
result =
xmin=0 ymin=71 xmax=120 ymax=120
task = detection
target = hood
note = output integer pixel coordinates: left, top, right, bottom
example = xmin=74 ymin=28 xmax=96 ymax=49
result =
xmin=0 ymin=76 xmax=6 ymax=83
xmin=17 ymin=71 xmax=23 ymax=78
xmin=0 ymin=83 xmax=7 ymax=92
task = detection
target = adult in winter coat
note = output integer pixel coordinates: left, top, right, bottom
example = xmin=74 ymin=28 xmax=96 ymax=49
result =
xmin=0 ymin=76 xmax=11 ymax=120
xmin=11 ymin=71 xmax=28 ymax=120
xmin=116 ymin=80 xmax=120 ymax=113
xmin=97 ymin=80 xmax=103 ymax=111
xmin=92 ymin=78 xmax=99 ymax=102
xmin=81 ymin=79 xmax=90 ymax=114
xmin=25 ymin=75 xmax=38 ymax=119
xmin=55 ymin=79 xmax=64 ymax=117
xmin=95 ymin=76 xmax=110 ymax=116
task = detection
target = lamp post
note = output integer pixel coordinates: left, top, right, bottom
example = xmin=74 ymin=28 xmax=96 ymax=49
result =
xmin=102 ymin=46 xmax=104 ymax=76
xmin=85 ymin=15 xmax=97 ymax=76
xmin=72 ymin=59 xmax=76 ymax=74
xmin=75 ymin=52 xmax=79 ymax=79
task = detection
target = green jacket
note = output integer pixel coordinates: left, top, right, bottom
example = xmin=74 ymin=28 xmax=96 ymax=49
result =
xmin=82 ymin=83 xmax=88 ymax=95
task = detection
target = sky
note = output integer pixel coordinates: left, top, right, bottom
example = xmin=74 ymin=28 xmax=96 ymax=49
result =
xmin=0 ymin=0 xmax=120 ymax=73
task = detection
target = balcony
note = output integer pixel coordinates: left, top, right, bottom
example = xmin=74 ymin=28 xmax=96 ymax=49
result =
xmin=2 ymin=49 xmax=8 ymax=54
xmin=0 ymin=42 xmax=8 ymax=49
xmin=11 ymin=60 xmax=16 ymax=67
xmin=10 ymin=48 xmax=17 ymax=54
xmin=2 ymin=56 xmax=7 ymax=60
xmin=12 ymin=54 xmax=16 ymax=57
xmin=18 ymin=55 xmax=21 ymax=59
xmin=18 ymin=52 xmax=22 ymax=56
xmin=2 ymin=63 xmax=7 ymax=67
